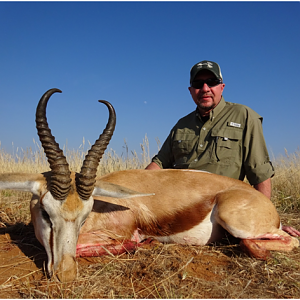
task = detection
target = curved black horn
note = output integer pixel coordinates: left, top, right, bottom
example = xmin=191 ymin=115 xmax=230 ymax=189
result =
xmin=36 ymin=89 xmax=71 ymax=200
xmin=76 ymin=100 xmax=116 ymax=200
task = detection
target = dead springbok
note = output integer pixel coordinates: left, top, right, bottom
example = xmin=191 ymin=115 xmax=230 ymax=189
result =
xmin=0 ymin=89 xmax=298 ymax=282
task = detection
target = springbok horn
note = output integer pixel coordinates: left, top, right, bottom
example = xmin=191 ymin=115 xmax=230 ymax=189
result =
xmin=36 ymin=88 xmax=72 ymax=200
xmin=76 ymin=100 xmax=116 ymax=200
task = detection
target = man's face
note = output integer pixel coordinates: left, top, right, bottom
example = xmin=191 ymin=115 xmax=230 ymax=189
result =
xmin=188 ymin=70 xmax=225 ymax=116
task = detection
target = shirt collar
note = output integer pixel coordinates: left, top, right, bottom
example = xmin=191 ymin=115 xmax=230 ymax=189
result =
xmin=211 ymin=96 xmax=226 ymax=119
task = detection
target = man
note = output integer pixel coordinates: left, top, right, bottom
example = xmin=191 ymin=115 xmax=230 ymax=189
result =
xmin=146 ymin=60 xmax=300 ymax=237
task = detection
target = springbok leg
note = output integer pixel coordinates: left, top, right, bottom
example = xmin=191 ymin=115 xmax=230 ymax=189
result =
xmin=240 ymin=234 xmax=298 ymax=260
xmin=76 ymin=229 xmax=156 ymax=257
xmin=214 ymin=188 xmax=299 ymax=259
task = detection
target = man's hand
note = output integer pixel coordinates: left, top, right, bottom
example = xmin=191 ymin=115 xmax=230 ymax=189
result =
xmin=282 ymin=225 xmax=300 ymax=237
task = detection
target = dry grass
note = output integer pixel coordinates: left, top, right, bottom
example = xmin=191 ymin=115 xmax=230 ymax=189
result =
xmin=0 ymin=135 xmax=151 ymax=176
xmin=0 ymin=141 xmax=300 ymax=298
xmin=271 ymin=149 xmax=300 ymax=213
xmin=0 ymin=216 xmax=299 ymax=299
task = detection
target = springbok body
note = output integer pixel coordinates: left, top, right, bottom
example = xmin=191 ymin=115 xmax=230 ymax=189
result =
xmin=0 ymin=89 xmax=298 ymax=282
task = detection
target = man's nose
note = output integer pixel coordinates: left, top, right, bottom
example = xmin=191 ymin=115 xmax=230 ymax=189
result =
xmin=201 ymin=83 xmax=210 ymax=92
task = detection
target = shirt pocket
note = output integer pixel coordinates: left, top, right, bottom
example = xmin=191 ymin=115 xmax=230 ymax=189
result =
xmin=172 ymin=136 xmax=195 ymax=167
xmin=210 ymin=128 xmax=243 ymax=164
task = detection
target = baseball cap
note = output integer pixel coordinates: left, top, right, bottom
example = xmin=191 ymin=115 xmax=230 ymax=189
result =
xmin=190 ymin=60 xmax=223 ymax=84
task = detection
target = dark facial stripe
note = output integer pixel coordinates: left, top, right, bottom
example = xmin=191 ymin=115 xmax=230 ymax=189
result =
xmin=50 ymin=226 xmax=54 ymax=273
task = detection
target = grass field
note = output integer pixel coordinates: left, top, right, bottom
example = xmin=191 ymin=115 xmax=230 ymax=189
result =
xmin=0 ymin=141 xmax=300 ymax=298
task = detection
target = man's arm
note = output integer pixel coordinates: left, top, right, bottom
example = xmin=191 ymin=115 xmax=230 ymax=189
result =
xmin=253 ymin=178 xmax=272 ymax=199
xmin=145 ymin=129 xmax=175 ymax=170
xmin=145 ymin=162 xmax=161 ymax=170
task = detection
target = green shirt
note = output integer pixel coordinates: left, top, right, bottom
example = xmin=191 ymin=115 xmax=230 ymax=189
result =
xmin=152 ymin=97 xmax=274 ymax=185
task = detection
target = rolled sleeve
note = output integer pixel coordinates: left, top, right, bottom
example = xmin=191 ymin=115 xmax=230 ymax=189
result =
xmin=151 ymin=156 xmax=164 ymax=168
xmin=151 ymin=131 xmax=174 ymax=169
xmin=246 ymin=161 xmax=275 ymax=185
xmin=243 ymin=112 xmax=275 ymax=185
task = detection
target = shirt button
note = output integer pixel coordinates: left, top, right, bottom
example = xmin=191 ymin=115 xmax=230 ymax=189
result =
xmin=200 ymin=144 xmax=203 ymax=147
xmin=203 ymin=127 xmax=206 ymax=130
xmin=194 ymin=159 xmax=198 ymax=162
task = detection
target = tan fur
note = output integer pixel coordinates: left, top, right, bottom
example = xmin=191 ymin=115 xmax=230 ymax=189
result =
xmin=85 ymin=169 xmax=278 ymax=238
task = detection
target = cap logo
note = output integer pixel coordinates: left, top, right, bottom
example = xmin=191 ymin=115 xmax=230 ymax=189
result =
xmin=197 ymin=62 xmax=213 ymax=69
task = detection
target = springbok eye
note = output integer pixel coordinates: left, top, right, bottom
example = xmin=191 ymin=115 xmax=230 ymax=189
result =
xmin=80 ymin=220 xmax=86 ymax=228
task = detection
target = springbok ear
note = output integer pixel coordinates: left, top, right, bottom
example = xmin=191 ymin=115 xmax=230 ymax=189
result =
xmin=0 ymin=173 xmax=46 ymax=196
xmin=93 ymin=180 xmax=155 ymax=199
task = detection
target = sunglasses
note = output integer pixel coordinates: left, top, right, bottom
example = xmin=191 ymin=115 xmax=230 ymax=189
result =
xmin=191 ymin=79 xmax=222 ymax=89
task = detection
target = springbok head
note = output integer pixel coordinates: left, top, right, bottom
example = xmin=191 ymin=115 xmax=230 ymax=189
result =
xmin=31 ymin=88 xmax=115 ymax=281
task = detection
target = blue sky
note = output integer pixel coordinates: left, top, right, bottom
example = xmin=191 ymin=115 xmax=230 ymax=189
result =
xmin=0 ymin=1 xmax=299 ymax=161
